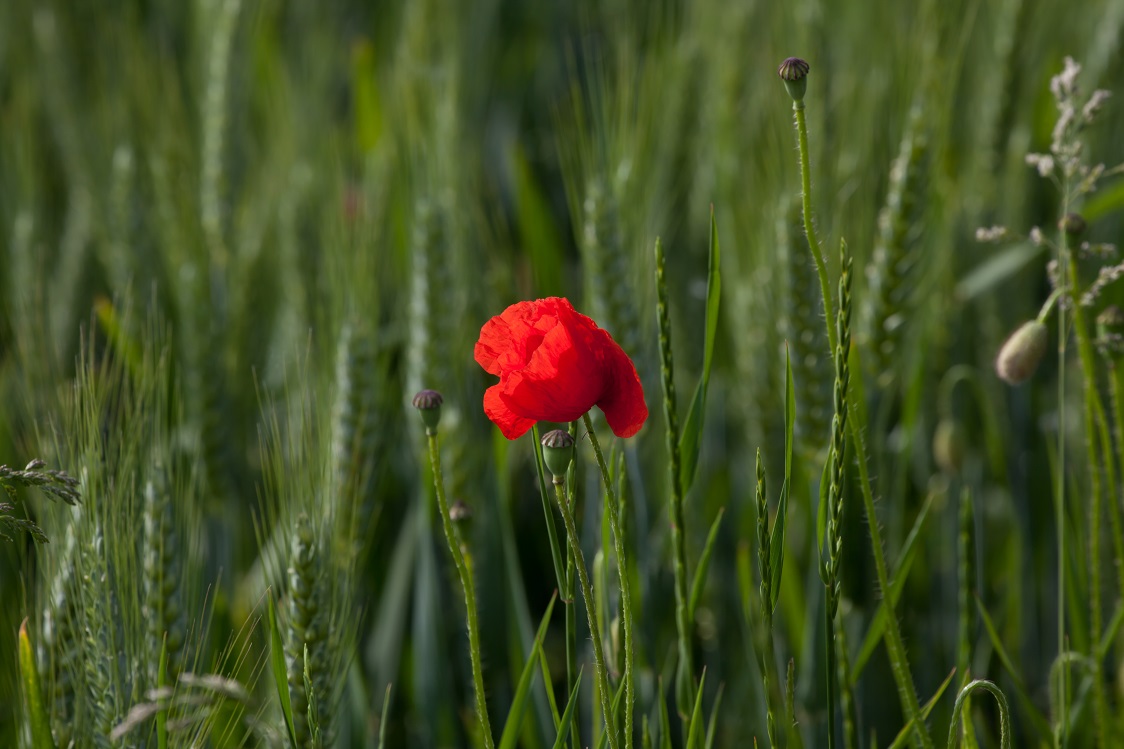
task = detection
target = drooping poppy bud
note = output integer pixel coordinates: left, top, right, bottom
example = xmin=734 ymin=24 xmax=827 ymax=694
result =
xmin=995 ymin=321 xmax=1048 ymax=385
xmin=540 ymin=429 xmax=575 ymax=482
xmin=412 ymin=389 xmax=444 ymax=433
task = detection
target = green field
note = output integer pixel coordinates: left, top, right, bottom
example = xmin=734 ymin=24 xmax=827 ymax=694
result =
xmin=2 ymin=0 xmax=1124 ymax=746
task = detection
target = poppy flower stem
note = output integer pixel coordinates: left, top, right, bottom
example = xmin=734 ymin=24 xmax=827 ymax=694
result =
xmin=552 ymin=476 xmax=621 ymax=749
xmin=582 ymin=412 xmax=634 ymax=749
xmin=425 ymin=431 xmax=494 ymax=749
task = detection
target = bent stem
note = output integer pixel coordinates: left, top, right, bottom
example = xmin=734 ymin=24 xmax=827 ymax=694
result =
xmin=426 ymin=431 xmax=494 ymax=749
xmin=553 ymin=477 xmax=620 ymax=749
xmin=582 ymin=412 xmax=635 ymax=749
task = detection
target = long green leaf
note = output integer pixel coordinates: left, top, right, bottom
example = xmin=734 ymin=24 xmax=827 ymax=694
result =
xmin=685 ymin=668 xmax=708 ymax=749
xmin=18 ymin=619 xmax=56 ymax=749
xmin=551 ymin=669 xmax=584 ymax=749
xmin=974 ymin=597 xmax=1053 ymax=740
xmin=679 ymin=208 xmax=722 ymax=495
xmin=499 ymin=593 xmax=558 ymax=749
xmin=689 ymin=507 xmax=726 ymax=623
xmin=767 ymin=346 xmax=795 ymax=613
xmin=268 ymin=591 xmax=298 ymax=748
xmin=704 ymin=683 xmax=724 ymax=749
xmin=887 ymin=669 xmax=956 ymax=749
xmin=658 ymin=677 xmax=672 ymax=749
xmin=852 ymin=492 xmax=936 ymax=677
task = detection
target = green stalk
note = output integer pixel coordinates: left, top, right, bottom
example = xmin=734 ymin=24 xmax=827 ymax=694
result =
xmin=426 ymin=432 xmax=494 ymax=749
xmin=654 ymin=238 xmax=697 ymax=716
xmin=553 ymin=478 xmax=621 ymax=749
xmin=792 ymin=100 xmax=836 ymax=354
xmin=583 ymin=413 xmax=635 ymax=749
xmin=786 ymin=71 xmax=931 ymax=749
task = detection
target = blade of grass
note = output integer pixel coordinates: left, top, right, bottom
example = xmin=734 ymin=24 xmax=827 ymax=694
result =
xmin=852 ymin=492 xmax=936 ymax=677
xmin=685 ymin=668 xmax=708 ymax=749
xmin=886 ymin=669 xmax=956 ymax=749
xmin=267 ymin=591 xmax=298 ymax=748
xmin=680 ymin=207 xmax=722 ymax=495
xmin=378 ymin=685 xmax=392 ymax=749
xmin=974 ymin=597 xmax=1053 ymax=740
xmin=18 ymin=619 xmax=56 ymax=749
xmin=768 ymin=346 xmax=796 ymax=614
xmin=704 ymin=683 xmax=724 ymax=749
xmin=551 ymin=669 xmax=585 ymax=749
xmin=688 ymin=507 xmax=726 ymax=623
xmin=499 ymin=594 xmax=559 ymax=749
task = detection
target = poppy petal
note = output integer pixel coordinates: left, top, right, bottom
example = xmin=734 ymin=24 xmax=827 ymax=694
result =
xmin=483 ymin=384 xmax=537 ymax=440
xmin=595 ymin=334 xmax=648 ymax=438
xmin=501 ymin=321 xmax=602 ymax=424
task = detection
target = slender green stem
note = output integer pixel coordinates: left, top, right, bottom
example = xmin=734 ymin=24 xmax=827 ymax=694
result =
xmin=654 ymin=238 xmax=696 ymax=715
xmin=836 ymin=621 xmax=857 ymax=749
xmin=583 ymin=413 xmax=634 ymax=749
xmin=790 ymin=85 xmax=930 ymax=749
xmin=793 ymin=101 xmax=837 ymax=353
xmin=553 ymin=478 xmax=620 ymax=749
xmin=565 ymin=556 xmax=577 ymax=749
xmin=426 ymin=431 xmax=494 ymax=749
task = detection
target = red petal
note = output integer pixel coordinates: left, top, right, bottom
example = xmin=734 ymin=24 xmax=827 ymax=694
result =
xmin=501 ymin=319 xmax=603 ymax=423
xmin=482 ymin=384 xmax=536 ymax=440
xmin=594 ymin=332 xmax=648 ymax=437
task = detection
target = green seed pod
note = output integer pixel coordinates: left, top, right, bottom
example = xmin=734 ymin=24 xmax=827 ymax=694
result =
xmin=412 ymin=389 xmax=443 ymax=433
xmin=777 ymin=57 xmax=810 ymax=102
xmin=995 ymin=320 xmax=1048 ymax=385
xmin=932 ymin=419 xmax=968 ymax=476
xmin=541 ymin=429 xmax=575 ymax=480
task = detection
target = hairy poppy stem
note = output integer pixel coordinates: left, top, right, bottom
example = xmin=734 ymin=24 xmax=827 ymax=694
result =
xmin=553 ymin=477 xmax=620 ymax=749
xmin=583 ymin=412 xmax=634 ymax=749
xmin=425 ymin=431 xmax=494 ymax=749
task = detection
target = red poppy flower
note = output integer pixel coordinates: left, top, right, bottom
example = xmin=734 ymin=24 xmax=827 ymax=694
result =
xmin=474 ymin=297 xmax=648 ymax=440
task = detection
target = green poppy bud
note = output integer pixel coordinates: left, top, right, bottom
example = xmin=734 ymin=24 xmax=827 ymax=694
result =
xmin=412 ymin=389 xmax=444 ymax=433
xmin=540 ymin=429 xmax=575 ymax=482
xmin=995 ymin=321 xmax=1048 ymax=385
xmin=777 ymin=57 xmax=810 ymax=102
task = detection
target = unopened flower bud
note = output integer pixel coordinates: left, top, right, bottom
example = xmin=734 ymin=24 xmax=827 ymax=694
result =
xmin=932 ymin=419 xmax=967 ymax=476
xmin=777 ymin=57 xmax=810 ymax=102
xmin=1059 ymin=212 xmax=1087 ymax=237
xmin=995 ymin=321 xmax=1048 ymax=385
xmin=540 ymin=429 xmax=575 ymax=481
xmin=412 ymin=389 xmax=444 ymax=432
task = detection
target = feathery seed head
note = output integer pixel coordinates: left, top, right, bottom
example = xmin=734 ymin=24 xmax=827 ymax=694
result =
xmin=777 ymin=57 xmax=810 ymax=101
xmin=540 ymin=429 xmax=575 ymax=481
xmin=412 ymin=389 xmax=443 ymax=432
xmin=996 ymin=320 xmax=1048 ymax=384
xmin=1096 ymin=305 xmax=1124 ymax=360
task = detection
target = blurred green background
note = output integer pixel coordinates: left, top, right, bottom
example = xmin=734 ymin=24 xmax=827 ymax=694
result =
xmin=2 ymin=0 xmax=1124 ymax=746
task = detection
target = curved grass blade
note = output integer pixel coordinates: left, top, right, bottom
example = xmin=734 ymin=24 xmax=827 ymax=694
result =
xmin=551 ymin=668 xmax=584 ymax=749
xmin=18 ymin=619 xmax=56 ymax=749
xmin=499 ymin=593 xmax=559 ymax=749
xmin=680 ymin=208 xmax=722 ymax=495
xmin=946 ymin=680 xmax=1013 ymax=749
xmin=658 ymin=676 xmax=672 ymax=749
xmin=688 ymin=507 xmax=726 ymax=623
xmin=268 ymin=590 xmax=298 ymax=748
